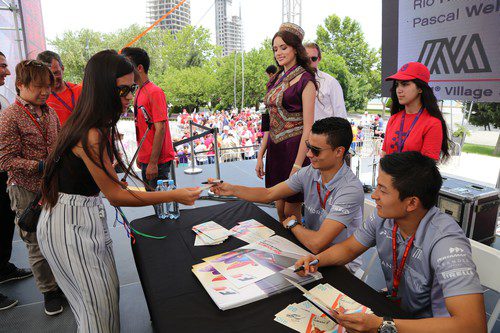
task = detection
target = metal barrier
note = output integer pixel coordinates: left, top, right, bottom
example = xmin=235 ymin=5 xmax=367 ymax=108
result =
xmin=351 ymin=136 xmax=383 ymax=187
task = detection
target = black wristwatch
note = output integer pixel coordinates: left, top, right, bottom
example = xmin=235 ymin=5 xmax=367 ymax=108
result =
xmin=378 ymin=317 xmax=397 ymax=333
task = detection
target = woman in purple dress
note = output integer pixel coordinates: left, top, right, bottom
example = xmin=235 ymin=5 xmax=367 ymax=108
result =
xmin=258 ymin=23 xmax=317 ymax=222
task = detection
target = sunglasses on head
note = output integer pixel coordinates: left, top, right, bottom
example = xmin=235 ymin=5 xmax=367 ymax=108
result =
xmin=310 ymin=56 xmax=319 ymax=62
xmin=305 ymin=140 xmax=331 ymax=156
xmin=117 ymin=84 xmax=138 ymax=97
xmin=24 ymin=60 xmax=45 ymax=67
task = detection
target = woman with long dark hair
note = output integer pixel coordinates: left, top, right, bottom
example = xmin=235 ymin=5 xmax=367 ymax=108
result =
xmin=256 ymin=22 xmax=317 ymax=223
xmin=383 ymin=62 xmax=450 ymax=160
xmin=37 ymin=50 xmax=201 ymax=332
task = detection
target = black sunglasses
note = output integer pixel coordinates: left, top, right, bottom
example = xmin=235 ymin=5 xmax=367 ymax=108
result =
xmin=305 ymin=140 xmax=331 ymax=156
xmin=117 ymin=84 xmax=138 ymax=97
xmin=310 ymin=56 xmax=319 ymax=62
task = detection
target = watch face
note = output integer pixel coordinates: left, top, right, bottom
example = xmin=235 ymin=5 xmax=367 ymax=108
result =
xmin=287 ymin=219 xmax=297 ymax=228
xmin=380 ymin=323 xmax=397 ymax=333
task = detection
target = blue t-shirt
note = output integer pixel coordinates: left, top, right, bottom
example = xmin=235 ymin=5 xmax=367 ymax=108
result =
xmin=354 ymin=207 xmax=483 ymax=318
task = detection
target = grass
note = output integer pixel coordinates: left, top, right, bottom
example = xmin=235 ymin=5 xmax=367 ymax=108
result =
xmin=461 ymin=143 xmax=497 ymax=157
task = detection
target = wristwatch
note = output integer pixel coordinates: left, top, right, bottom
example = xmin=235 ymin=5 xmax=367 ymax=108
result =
xmin=378 ymin=317 xmax=397 ymax=333
xmin=285 ymin=219 xmax=300 ymax=230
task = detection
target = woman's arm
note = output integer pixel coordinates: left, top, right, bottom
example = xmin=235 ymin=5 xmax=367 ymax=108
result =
xmin=75 ymin=129 xmax=201 ymax=207
xmin=291 ymin=80 xmax=315 ymax=176
xmin=255 ymin=132 xmax=268 ymax=179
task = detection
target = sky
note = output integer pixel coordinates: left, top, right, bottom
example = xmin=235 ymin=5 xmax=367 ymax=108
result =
xmin=40 ymin=0 xmax=382 ymax=51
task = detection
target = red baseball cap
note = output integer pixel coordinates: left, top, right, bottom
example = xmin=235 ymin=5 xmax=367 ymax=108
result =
xmin=385 ymin=62 xmax=430 ymax=83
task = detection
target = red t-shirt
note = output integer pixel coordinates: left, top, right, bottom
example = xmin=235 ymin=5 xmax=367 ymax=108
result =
xmin=382 ymin=109 xmax=443 ymax=160
xmin=46 ymin=82 xmax=82 ymax=125
xmin=134 ymin=81 xmax=175 ymax=164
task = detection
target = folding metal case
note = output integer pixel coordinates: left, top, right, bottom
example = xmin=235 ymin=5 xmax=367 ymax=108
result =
xmin=438 ymin=176 xmax=499 ymax=245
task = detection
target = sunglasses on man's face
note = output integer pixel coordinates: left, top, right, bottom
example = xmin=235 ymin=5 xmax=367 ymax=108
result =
xmin=305 ymin=140 xmax=331 ymax=157
xmin=117 ymin=84 xmax=138 ymax=97
xmin=310 ymin=56 xmax=319 ymax=62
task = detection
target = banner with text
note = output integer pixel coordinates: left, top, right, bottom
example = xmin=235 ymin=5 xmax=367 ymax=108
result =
xmin=396 ymin=0 xmax=500 ymax=102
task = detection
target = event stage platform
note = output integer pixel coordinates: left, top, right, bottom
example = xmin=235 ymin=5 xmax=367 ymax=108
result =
xmin=0 ymin=160 xmax=498 ymax=332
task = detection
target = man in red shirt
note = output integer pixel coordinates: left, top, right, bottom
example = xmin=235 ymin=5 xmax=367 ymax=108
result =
xmin=37 ymin=51 xmax=82 ymax=125
xmin=121 ymin=47 xmax=175 ymax=189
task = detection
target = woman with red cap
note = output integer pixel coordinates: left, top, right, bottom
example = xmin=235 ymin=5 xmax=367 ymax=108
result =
xmin=383 ymin=62 xmax=450 ymax=161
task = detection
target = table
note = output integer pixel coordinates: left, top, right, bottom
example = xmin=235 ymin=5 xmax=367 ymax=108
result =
xmin=131 ymin=200 xmax=410 ymax=332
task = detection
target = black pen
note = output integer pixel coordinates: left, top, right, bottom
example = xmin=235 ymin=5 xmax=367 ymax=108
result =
xmin=293 ymin=259 xmax=319 ymax=273
xmin=201 ymin=180 xmax=224 ymax=184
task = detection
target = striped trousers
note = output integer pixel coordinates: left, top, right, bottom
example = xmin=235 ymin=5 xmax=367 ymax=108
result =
xmin=37 ymin=193 xmax=120 ymax=333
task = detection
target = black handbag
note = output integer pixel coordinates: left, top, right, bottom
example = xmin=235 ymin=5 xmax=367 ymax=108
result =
xmin=18 ymin=192 xmax=42 ymax=233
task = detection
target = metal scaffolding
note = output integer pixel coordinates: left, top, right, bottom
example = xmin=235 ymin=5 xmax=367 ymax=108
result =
xmin=282 ymin=0 xmax=302 ymax=25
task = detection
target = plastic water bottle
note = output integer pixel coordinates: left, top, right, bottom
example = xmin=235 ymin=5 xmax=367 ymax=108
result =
xmin=167 ymin=180 xmax=180 ymax=219
xmin=155 ymin=180 xmax=170 ymax=219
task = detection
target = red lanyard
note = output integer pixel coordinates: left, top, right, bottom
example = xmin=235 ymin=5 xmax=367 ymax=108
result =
xmin=15 ymin=101 xmax=47 ymax=142
xmin=397 ymin=107 xmax=424 ymax=152
xmin=51 ymin=82 xmax=75 ymax=113
xmin=391 ymin=224 xmax=415 ymax=300
xmin=133 ymin=80 xmax=150 ymax=116
xmin=316 ymin=182 xmax=333 ymax=210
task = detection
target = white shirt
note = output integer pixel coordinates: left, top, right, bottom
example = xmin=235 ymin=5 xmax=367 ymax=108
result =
xmin=314 ymin=70 xmax=347 ymax=121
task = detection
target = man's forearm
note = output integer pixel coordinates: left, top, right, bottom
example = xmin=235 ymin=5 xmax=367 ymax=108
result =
xmin=316 ymin=243 xmax=358 ymax=268
xmin=149 ymin=125 xmax=165 ymax=165
xmin=393 ymin=316 xmax=485 ymax=333
xmin=291 ymin=225 xmax=330 ymax=254
xmin=230 ymin=184 xmax=273 ymax=203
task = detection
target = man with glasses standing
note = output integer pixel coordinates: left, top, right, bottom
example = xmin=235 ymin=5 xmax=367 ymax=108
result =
xmin=37 ymin=51 xmax=82 ymax=125
xmin=305 ymin=43 xmax=347 ymax=121
xmin=121 ymin=47 xmax=175 ymax=191
xmin=0 ymin=60 xmax=63 ymax=315
xmin=210 ymin=117 xmax=364 ymax=274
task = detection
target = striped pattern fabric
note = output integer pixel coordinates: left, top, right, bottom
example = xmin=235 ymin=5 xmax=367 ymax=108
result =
xmin=38 ymin=193 xmax=119 ymax=332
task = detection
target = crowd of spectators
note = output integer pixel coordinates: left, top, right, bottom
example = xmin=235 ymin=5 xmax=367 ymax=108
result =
xmin=172 ymin=108 xmax=263 ymax=165
xmin=167 ymin=107 xmax=387 ymax=166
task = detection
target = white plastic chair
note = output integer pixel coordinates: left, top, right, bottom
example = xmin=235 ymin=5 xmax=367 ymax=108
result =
xmin=470 ymin=239 xmax=500 ymax=332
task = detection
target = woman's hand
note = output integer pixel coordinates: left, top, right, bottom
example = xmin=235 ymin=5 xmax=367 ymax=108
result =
xmin=172 ymin=188 xmax=202 ymax=205
xmin=255 ymin=157 xmax=265 ymax=179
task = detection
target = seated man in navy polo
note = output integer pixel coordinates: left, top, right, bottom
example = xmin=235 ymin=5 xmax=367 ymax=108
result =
xmin=211 ymin=117 xmax=365 ymax=273
xmin=295 ymin=151 xmax=486 ymax=332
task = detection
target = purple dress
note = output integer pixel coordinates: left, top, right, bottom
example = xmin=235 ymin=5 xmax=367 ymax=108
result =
xmin=264 ymin=69 xmax=314 ymax=203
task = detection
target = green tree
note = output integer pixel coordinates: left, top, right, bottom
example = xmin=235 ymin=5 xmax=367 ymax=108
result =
xmin=466 ymin=102 xmax=500 ymax=156
xmin=316 ymin=14 xmax=380 ymax=111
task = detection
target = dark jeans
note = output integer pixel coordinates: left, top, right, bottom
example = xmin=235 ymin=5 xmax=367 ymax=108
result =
xmin=140 ymin=161 xmax=172 ymax=191
xmin=0 ymin=171 xmax=16 ymax=274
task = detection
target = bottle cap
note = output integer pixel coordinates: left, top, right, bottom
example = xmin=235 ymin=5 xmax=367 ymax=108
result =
xmin=157 ymin=180 xmax=163 ymax=186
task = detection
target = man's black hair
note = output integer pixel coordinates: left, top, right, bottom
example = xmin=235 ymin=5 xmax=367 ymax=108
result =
xmin=265 ymin=65 xmax=277 ymax=75
xmin=380 ymin=151 xmax=442 ymax=209
xmin=311 ymin=117 xmax=353 ymax=157
xmin=121 ymin=47 xmax=150 ymax=74
xmin=0 ymin=51 xmax=5 ymax=57
xmin=37 ymin=50 xmax=63 ymax=66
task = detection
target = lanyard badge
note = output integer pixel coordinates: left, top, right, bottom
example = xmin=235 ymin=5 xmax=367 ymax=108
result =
xmin=390 ymin=223 xmax=415 ymax=303
xmin=397 ymin=107 xmax=424 ymax=152
xmin=316 ymin=182 xmax=332 ymax=210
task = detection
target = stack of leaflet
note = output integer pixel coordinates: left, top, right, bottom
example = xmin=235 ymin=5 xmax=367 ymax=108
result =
xmin=230 ymin=219 xmax=275 ymax=243
xmin=192 ymin=235 xmax=322 ymax=310
xmin=274 ymin=283 xmax=372 ymax=333
xmin=193 ymin=221 xmax=233 ymax=246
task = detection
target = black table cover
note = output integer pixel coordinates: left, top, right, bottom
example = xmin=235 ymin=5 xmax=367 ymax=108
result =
xmin=131 ymin=200 xmax=410 ymax=332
